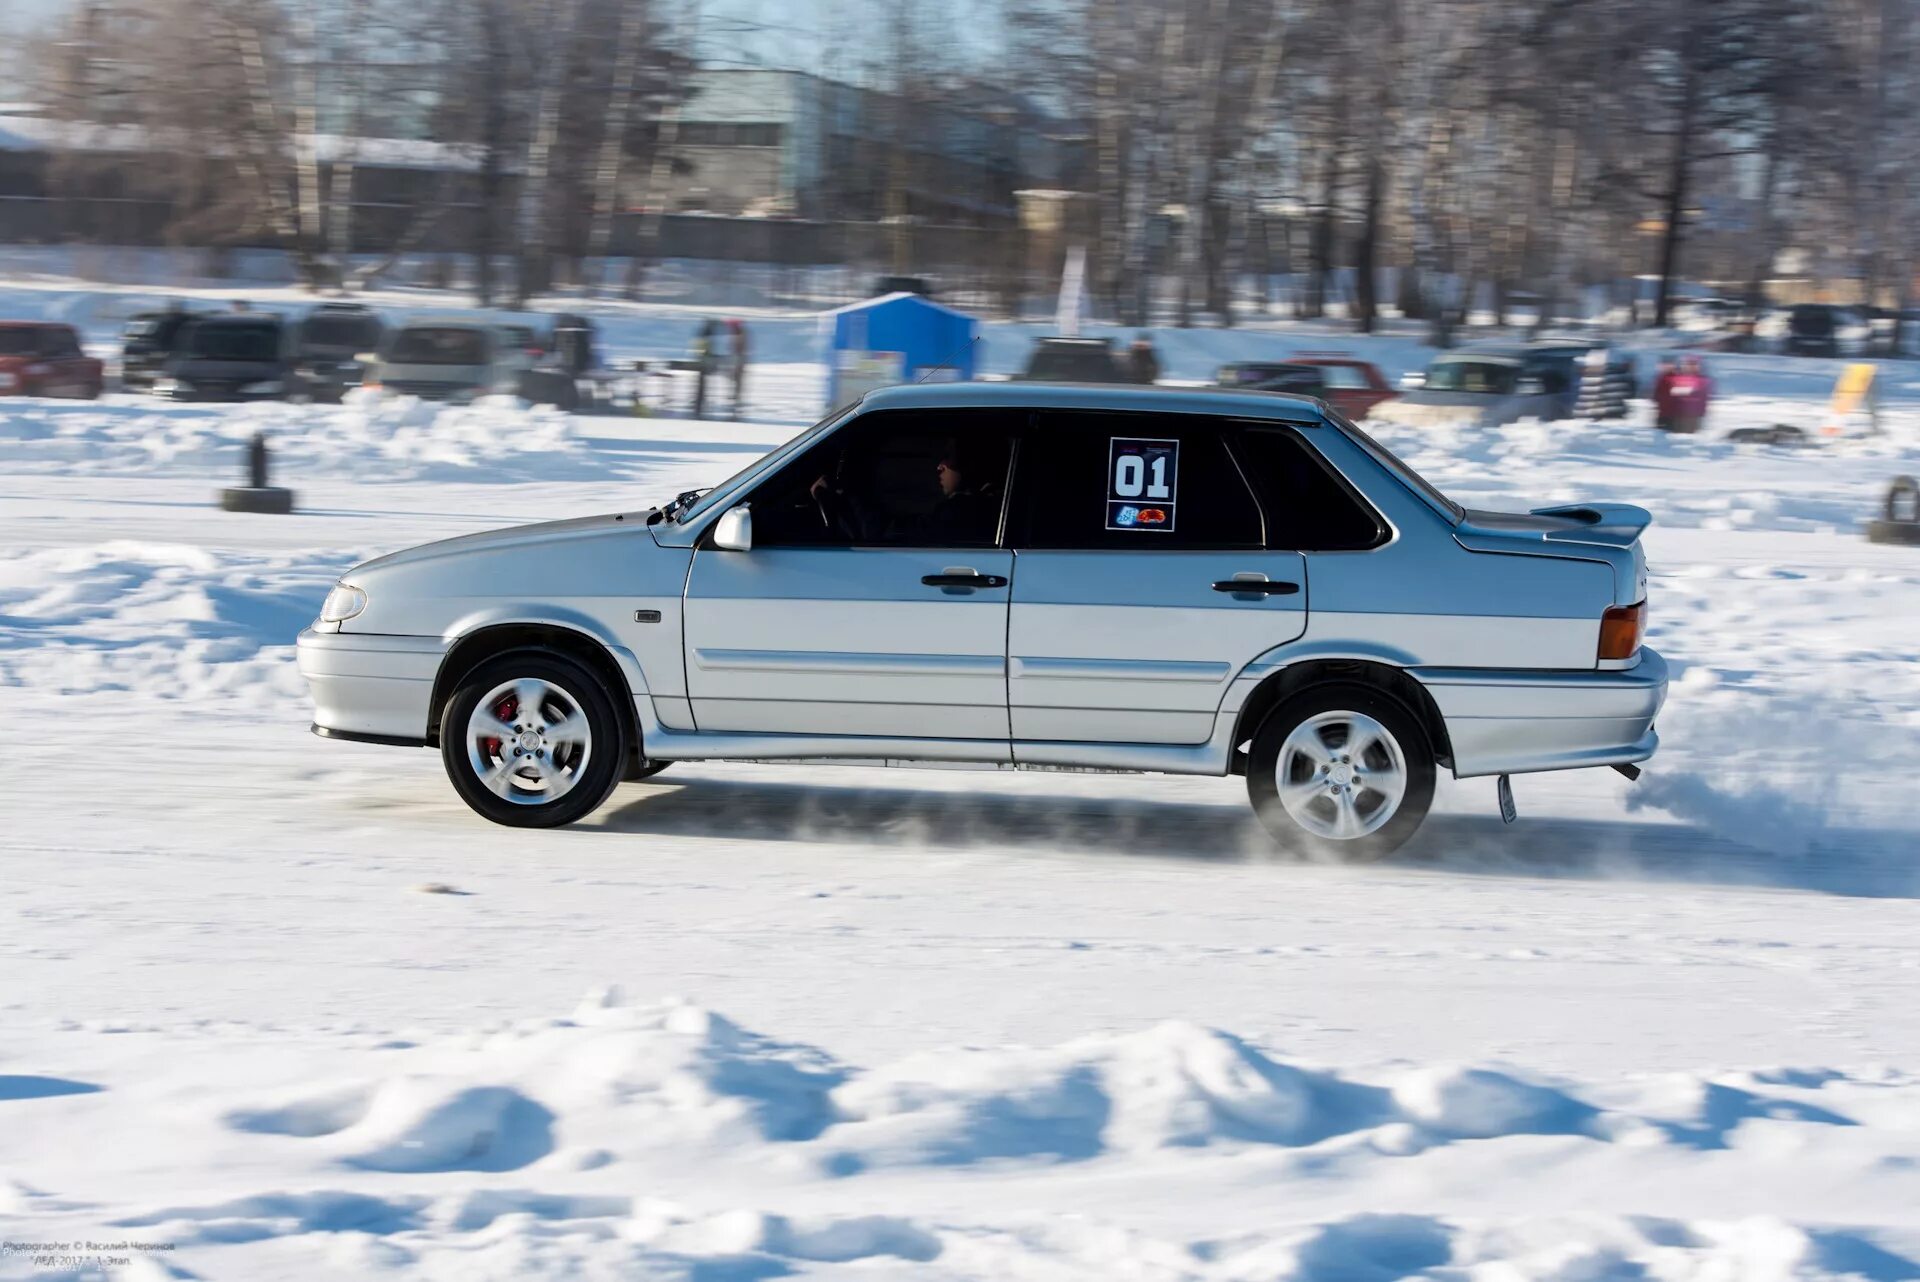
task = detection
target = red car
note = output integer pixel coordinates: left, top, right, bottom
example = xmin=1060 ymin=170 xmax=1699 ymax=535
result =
xmin=0 ymin=322 xmax=104 ymax=399
xmin=1292 ymin=353 xmax=1397 ymax=420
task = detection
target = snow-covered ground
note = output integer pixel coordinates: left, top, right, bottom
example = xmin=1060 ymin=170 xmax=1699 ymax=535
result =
xmin=4 ymin=320 xmax=1920 ymax=1279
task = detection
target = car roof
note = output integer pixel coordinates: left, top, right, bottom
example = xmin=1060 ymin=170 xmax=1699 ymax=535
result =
xmin=858 ymin=380 xmax=1325 ymax=421
xmin=194 ymin=313 xmax=281 ymax=326
xmin=1443 ymin=344 xmax=1529 ymax=361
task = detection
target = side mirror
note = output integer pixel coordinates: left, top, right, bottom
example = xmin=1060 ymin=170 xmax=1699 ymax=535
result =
xmin=1399 ymin=371 xmax=1426 ymax=390
xmin=1515 ymin=376 xmax=1545 ymax=396
xmin=712 ymin=505 xmax=752 ymax=551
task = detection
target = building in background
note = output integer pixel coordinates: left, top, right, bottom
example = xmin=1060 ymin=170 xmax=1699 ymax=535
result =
xmin=656 ymin=69 xmax=1084 ymax=226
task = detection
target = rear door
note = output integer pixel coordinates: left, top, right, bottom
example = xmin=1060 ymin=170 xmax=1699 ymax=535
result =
xmin=45 ymin=326 xmax=93 ymax=395
xmin=1005 ymin=412 xmax=1308 ymax=746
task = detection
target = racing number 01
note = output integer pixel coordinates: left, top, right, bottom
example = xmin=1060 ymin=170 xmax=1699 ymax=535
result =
xmin=1106 ymin=437 xmax=1179 ymax=531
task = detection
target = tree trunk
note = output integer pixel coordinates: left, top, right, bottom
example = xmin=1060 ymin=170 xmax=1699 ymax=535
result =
xmin=473 ymin=0 xmax=509 ymax=307
xmin=587 ymin=0 xmax=646 ymax=295
xmin=1353 ymin=151 xmax=1383 ymax=333
xmin=1652 ymin=21 xmax=1700 ymax=329
xmin=514 ymin=0 xmax=580 ymax=307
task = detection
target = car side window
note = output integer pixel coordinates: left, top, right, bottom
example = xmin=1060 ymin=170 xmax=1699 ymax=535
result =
xmin=1235 ymin=428 xmax=1385 ymax=551
xmin=48 ymin=329 xmax=81 ymax=358
xmin=1015 ymin=414 xmax=1263 ymax=550
xmin=745 ymin=408 xmax=1016 ymax=549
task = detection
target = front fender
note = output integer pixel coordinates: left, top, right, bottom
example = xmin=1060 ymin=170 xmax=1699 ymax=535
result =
xmin=438 ymin=608 xmax=652 ymax=698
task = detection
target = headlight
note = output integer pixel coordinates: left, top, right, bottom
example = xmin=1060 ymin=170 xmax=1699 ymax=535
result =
xmin=152 ymin=377 xmax=182 ymax=396
xmin=319 ymin=582 xmax=368 ymax=624
xmin=241 ymin=379 xmax=285 ymax=395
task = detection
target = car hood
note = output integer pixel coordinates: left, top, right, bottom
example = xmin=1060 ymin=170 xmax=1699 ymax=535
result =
xmin=351 ymin=511 xmax=660 ymax=576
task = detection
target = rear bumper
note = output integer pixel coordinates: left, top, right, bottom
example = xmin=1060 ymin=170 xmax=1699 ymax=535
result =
xmin=1416 ymin=647 xmax=1668 ymax=778
xmin=297 ymin=627 xmax=446 ymax=745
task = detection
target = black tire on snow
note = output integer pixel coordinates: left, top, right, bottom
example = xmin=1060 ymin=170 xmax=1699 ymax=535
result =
xmin=440 ymin=649 xmax=627 ymax=829
xmin=1246 ymin=682 xmax=1437 ymax=862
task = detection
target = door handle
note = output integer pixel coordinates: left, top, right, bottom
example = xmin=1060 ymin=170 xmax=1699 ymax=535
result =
xmin=922 ymin=572 xmax=1008 ymax=589
xmin=1212 ymin=578 xmax=1299 ymax=595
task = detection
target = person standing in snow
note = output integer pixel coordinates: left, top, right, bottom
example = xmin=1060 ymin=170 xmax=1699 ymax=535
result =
xmin=691 ymin=318 xmax=718 ymax=419
xmin=1650 ymin=356 xmax=1678 ymax=431
xmin=727 ymin=318 xmax=750 ymax=418
xmin=1668 ymin=355 xmax=1711 ymax=434
xmin=1127 ymin=335 xmax=1161 ymax=385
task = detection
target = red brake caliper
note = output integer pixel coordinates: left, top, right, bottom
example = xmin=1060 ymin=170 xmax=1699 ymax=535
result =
xmin=485 ymin=694 xmax=516 ymax=758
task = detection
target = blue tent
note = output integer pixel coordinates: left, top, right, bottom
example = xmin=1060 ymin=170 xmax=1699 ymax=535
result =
xmin=820 ymin=292 xmax=979 ymax=410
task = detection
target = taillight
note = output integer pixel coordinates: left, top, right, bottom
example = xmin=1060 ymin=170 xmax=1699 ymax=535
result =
xmin=1598 ymin=601 xmax=1645 ymax=661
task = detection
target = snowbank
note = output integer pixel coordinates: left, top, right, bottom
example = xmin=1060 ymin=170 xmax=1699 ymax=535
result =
xmin=0 ymin=390 xmax=589 ymax=482
xmin=5 ymin=997 xmax=1915 ymax=1279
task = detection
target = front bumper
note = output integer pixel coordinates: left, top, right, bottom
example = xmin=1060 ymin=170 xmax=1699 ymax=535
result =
xmin=297 ymin=627 xmax=446 ymax=745
xmin=1415 ymin=647 xmax=1669 ymax=778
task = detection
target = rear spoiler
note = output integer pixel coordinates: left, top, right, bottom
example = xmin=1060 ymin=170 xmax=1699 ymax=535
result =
xmin=1530 ymin=503 xmax=1653 ymax=548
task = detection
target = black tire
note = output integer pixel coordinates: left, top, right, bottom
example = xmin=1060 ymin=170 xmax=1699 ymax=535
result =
xmin=625 ymin=755 xmax=672 ymax=782
xmin=1246 ymin=683 xmax=1436 ymax=861
xmin=440 ymin=649 xmax=627 ymax=828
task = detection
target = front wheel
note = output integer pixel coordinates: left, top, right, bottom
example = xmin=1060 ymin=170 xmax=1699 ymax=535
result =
xmin=1247 ymin=684 xmax=1435 ymax=861
xmin=440 ymin=650 xmax=627 ymax=828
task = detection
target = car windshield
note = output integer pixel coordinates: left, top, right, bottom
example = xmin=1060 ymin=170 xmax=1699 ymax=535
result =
xmin=1330 ymin=411 xmax=1465 ymax=523
xmin=123 ymin=318 xmax=159 ymax=338
xmin=302 ymin=314 xmax=381 ymax=351
xmin=1422 ymin=358 xmax=1519 ymax=395
xmin=1790 ymin=307 xmax=1835 ymax=335
xmin=0 ymin=329 xmax=43 ymax=355
xmin=389 ymin=327 xmax=488 ymax=365
xmin=187 ymin=323 xmax=280 ymax=361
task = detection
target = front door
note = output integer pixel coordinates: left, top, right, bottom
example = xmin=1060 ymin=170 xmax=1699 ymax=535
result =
xmin=682 ymin=409 xmax=1018 ymax=743
xmin=1005 ymin=413 xmax=1309 ymax=746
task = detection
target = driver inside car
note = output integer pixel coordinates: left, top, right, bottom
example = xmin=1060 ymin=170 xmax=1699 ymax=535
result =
xmin=809 ymin=446 xmax=998 ymax=545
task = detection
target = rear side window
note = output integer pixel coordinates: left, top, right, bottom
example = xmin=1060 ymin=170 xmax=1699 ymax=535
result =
xmin=1235 ymin=428 xmax=1384 ymax=551
xmin=1015 ymin=414 xmax=1263 ymax=549
xmin=187 ymin=323 xmax=281 ymax=361
xmin=389 ymin=327 xmax=489 ymax=365
xmin=1316 ymin=364 xmax=1370 ymax=390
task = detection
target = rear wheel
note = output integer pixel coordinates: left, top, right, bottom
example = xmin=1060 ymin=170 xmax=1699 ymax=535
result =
xmin=1247 ymin=684 xmax=1435 ymax=860
xmin=440 ymin=650 xmax=626 ymax=828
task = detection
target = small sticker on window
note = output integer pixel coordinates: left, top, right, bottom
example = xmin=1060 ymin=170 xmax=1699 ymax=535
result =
xmin=1106 ymin=438 xmax=1178 ymax=531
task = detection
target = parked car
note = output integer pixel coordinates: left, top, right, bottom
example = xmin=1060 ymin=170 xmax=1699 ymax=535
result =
xmin=1376 ymin=344 xmax=1570 ymax=428
xmin=119 ymin=309 xmax=202 ymax=389
xmin=300 ymin=382 xmax=1666 ymax=860
xmin=1786 ymin=304 xmax=1843 ymax=358
xmin=152 ymin=314 xmax=292 ymax=401
xmin=1018 ymin=336 xmax=1126 ymax=382
xmin=0 ymin=322 xmax=104 ymax=399
xmin=363 ymin=322 xmax=518 ymax=402
xmin=1216 ymin=362 xmax=1330 ymax=399
xmin=1525 ymin=340 xmax=1638 ymax=419
xmin=1290 ymin=354 xmax=1399 ymax=420
xmin=873 ymin=275 xmax=936 ymax=299
xmin=292 ymin=302 xmax=385 ymax=402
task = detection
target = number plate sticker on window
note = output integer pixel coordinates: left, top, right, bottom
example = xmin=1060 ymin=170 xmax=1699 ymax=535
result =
xmin=1106 ymin=437 xmax=1178 ymax=531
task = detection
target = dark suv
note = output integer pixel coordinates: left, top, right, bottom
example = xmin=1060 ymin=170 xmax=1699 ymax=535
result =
xmin=293 ymin=303 xmax=385 ymax=402
xmin=1018 ymin=337 xmax=1126 ymax=382
xmin=155 ymin=314 xmax=292 ymax=402
xmin=120 ymin=309 xmax=202 ymax=389
xmin=1786 ymin=304 xmax=1841 ymax=358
